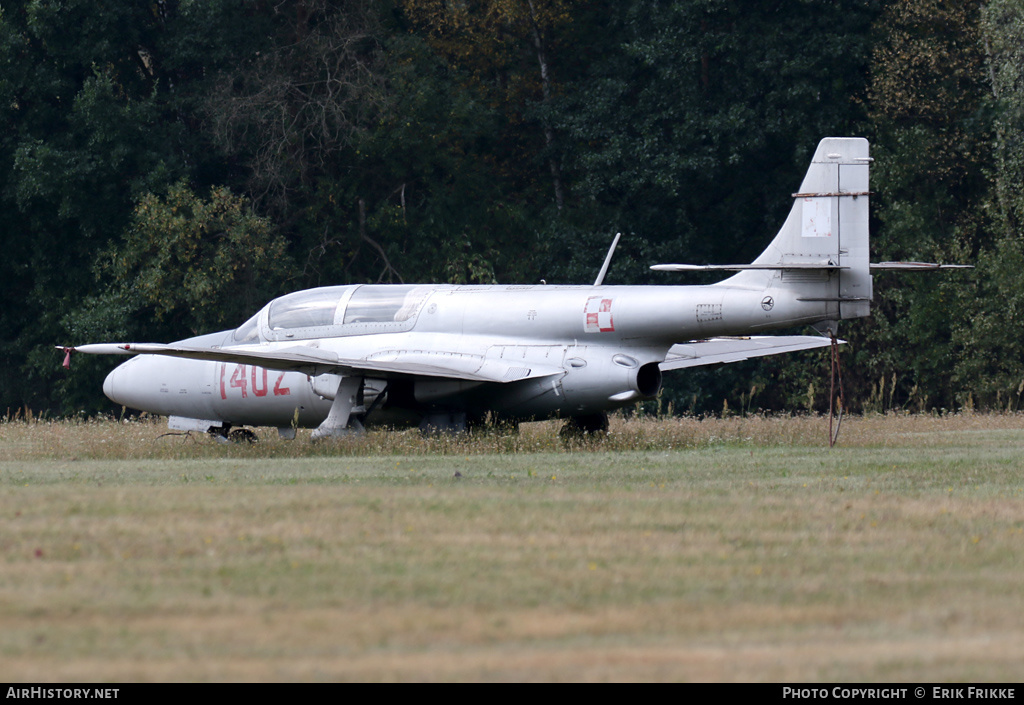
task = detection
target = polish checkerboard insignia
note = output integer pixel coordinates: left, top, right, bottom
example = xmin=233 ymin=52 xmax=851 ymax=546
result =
xmin=584 ymin=297 xmax=615 ymax=333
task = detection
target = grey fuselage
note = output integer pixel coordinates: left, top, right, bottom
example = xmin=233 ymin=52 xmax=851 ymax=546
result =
xmin=102 ymin=277 xmax=840 ymax=430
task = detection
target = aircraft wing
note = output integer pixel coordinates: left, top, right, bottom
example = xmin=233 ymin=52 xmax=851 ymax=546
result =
xmin=65 ymin=334 xmax=835 ymax=379
xmin=661 ymin=335 xmax=836 ymax=371
xmin=62 ymin=343 xmax=563 ymax=384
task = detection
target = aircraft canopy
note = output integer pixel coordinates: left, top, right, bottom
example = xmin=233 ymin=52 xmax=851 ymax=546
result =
xmin=237 ymin=285 xmax=437 ymax=340
xmin=269 ymin=286 xmax=351 ymax=330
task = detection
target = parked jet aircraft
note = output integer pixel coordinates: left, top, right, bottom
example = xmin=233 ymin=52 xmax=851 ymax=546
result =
xmin=60 ymin=138 xmax=963 ymax=440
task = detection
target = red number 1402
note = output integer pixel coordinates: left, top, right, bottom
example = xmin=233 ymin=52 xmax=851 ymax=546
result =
xmin=220 ymin=364 xmax=290 ymax=399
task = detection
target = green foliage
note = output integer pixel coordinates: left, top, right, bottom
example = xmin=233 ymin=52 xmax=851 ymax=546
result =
xmin=290 ymin=28 xmax=548 ymax=287
xmin=105 ymin=181 xmax=293 ymax=336
xmin=551 ymin=0 xmax=878 ymax=266
xmin=950 ymin=0 xmax=1024 ymax=408
xmin=0 ymin=0 xmax=1021 ymax=415
xmin=0 ymin=0 xmax=263 ymax=412
xmin=857 ymin=0 xmax=991 ymax=412
xmin=984 ymin=0 xmax=1024 ymax=235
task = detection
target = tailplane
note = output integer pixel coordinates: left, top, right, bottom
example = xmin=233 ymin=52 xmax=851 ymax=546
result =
xmin=651 ymin=137 xmax=972 ymax=324
xmin=653 ymin=137 xmax=873 ymax=319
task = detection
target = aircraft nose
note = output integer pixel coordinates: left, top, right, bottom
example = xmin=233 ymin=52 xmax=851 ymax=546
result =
xmin=103 ymin=356 xmax=160 ymax=410
xmin=100 ymin=354 xmax=189 ymax=416
xmin=103 ymin=366 xmax=118 ymax=404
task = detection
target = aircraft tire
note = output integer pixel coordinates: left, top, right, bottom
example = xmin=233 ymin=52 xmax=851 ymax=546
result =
xmin=227 ymin=428 xmax=259 ymax=444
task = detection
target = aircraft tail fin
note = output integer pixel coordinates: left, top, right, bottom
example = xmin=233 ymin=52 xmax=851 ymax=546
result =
xmin=744 ymin=137 xmax=872 ymax=319
xmin=652 ymin=138 xmax=873 ymax=321
xmin=652 ymin=137 xmax=971 ymax=327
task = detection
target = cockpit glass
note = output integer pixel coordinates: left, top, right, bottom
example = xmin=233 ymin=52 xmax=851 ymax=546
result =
xmin=260 ymin=284 xmax=429 ymax=334
xmin=343 ymin=285 xmax=430 ymax=324
xmin=231 ymin=312 xmax=261 ymax=344
xmin=268 ymin=286 xmax=349 ymax=330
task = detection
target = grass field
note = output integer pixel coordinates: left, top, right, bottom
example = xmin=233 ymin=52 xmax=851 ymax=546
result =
xmin=3 ymin=413 xmax=1024 ymax=682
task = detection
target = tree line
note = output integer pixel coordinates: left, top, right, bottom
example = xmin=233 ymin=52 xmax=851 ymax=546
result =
xmin=0 ymin=0 xmax=1020 ymax=417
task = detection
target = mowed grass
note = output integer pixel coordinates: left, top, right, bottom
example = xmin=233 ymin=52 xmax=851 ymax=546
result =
xmin=3 ymin=413 xmax=1024 ymax=681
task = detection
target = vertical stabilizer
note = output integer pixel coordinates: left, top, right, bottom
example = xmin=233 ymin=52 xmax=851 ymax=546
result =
xmin=731 ymin=137 xmax=872 ymax=319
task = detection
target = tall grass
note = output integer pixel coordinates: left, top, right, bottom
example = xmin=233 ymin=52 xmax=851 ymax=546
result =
xmin=3 ymin=411 xmax=1024 ymax=461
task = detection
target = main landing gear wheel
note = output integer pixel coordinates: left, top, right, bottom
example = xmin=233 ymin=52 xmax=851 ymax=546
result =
xmin=227 ymin=428 xmax=259 ymax=444
xmin=559 ymin=412 xmax=609 ymax=440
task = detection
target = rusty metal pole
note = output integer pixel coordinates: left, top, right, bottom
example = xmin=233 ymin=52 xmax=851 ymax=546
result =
xmin=829 ymin=333 xmax=845 ymax=447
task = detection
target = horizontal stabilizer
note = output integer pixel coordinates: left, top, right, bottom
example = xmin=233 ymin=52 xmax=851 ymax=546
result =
xmin=60 ymin=342 xmax=563 ymax=384
xmin=870 ymin=261 xmax=973 ymax=271
xmin=651 ymin=262 xmax=846 ymax=272
xmin=661 ymin=335 xmax=837 ymax=371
